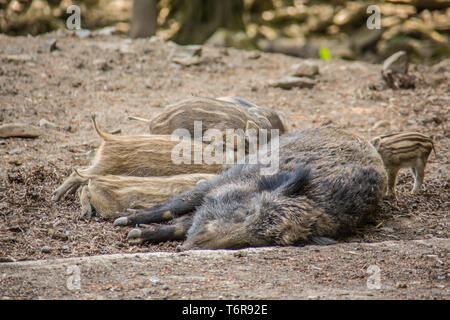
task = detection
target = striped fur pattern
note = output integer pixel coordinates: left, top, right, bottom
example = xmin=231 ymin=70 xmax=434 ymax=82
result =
xmin=371 ymin=132 xmax=435 ymax=197
xmin=51 ymin=115 xmax=223 ymax=202
xmin=76 ymin=172 xmax=217 ymax=220
xmin=149 ymin=96 xmax=286 ymax=138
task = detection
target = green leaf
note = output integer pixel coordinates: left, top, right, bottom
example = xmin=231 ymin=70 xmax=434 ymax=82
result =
xmin=319 ymin=47 xmax=332 ymax=60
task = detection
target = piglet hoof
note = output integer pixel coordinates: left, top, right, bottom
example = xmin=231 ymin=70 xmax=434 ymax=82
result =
xmin=51 ymin=192 xmax=61 ymax=202
xmin=113 ymin=217 xmax=129 ymax=226
xmin=127 ymin=228 xmax=143 ymax=244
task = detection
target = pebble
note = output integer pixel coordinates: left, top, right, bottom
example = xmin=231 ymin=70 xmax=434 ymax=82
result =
xmin=150 ymin=277 xmax=160 ymax=286
xmin=75 ymin=29 xmax=91 ymax=39
xmin=383 ymin=51 xmax=408 ymax=74
xmin=290 ymin=61 xmax=319 ymax=77
xmin=269 ymin=76 xmax=316 ymax=89
xmin=44 ymin=39 xmax=58 ymax=52
xmin=0 ymin=123 xmax=43 ymax=138
xmin=61 ymin=245 xmax=70 ymax=252
xmin=94 ymin=26 xmax=116 ymax=36
xmin=39 ymin=118 xmax=58 ymax=128
xmin=246 ymin=51 xmax=261 ymax=60
xmin=172 ymin=56 xmax=204 ymax=67
xmin=5 ymin=54 xmax=32 ymax=63
xmin=168 ymin=42 xmax=203 ymax=58
xmin=396 ymin=282 xmax=408 ymax=289
xmin=162 ymin=284 xmax=169 ymax=290
xmin=41 ymin=246 xmax=51 ymax=253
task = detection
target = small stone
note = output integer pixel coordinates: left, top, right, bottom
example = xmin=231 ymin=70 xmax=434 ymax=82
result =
xmin=246 ymin=51 xmax=261 ymax=60
xmin=61 ymin=245 xmax=70 ymax=252
xmin=162 ymin=284 xmax=169 ymax=290
xmin=94 ymin=26 xmax=116 ymax=36
xmin=269 ymin=76 xmax=316 ymax=89
xmin=150 ymin=277 xmax=160 ymax=286
xmin=41 ymin=246 xmax=51 ymax=253
xmin=4 ymin=54 xmax=32 ymax=63
xmin=290 ymin=61 xmax=319 ymax=77
xmin=44 ymin=39 xmax=58 ymax=52
xmin=168 ymin=42 xmax=203 ymax=58
xmin=383 ymin=51 xmax=408 ymax=75
xmin=0 ymin=123 xmax=43 ymax=138
xmin=172 ymin=56 xmax=204 ymax=67
xmin=75 ymin=29 xmax=91 ymax=39
xmin=39 ymin=118 xmax=58 ymax=128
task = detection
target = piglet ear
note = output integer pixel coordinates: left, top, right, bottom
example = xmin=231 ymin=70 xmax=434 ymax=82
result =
xmin=370 ymin=137 xmax=381 ymax=149
xmin=281 ymin=166 xmax=311 ymax=197
xmin=245 ymin=120 xmax=260 ymax=132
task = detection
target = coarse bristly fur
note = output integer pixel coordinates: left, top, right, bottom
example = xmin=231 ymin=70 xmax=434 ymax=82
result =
xmin=51 ymin=115 xmax=222 ymax=202
xmin=371 ymin=131 xmax=435 ymax=197
xmin=115 ymin=126 xmax=388 ymax=251
xmin=138 ymin=96 xmax=286 ymax=137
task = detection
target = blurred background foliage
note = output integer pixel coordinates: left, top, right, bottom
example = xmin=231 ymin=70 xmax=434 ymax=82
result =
xmin=0 ymin=0 xmax=449 ymax=62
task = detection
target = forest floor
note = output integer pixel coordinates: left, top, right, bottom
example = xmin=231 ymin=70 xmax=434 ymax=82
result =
xmin=0 ymin=31 xmax=448 ymax=299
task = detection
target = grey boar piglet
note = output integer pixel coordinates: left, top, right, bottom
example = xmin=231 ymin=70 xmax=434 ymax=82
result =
xmin=52 ymin=115 xmax=222 ymax=202
xmin=128 ymin=96 xmax=286 ymax=137
xmin=114 ymin=126 xmax=387 ymax=251
xmin=371 ymin=132 xmax=435 ymax=198
xmin=76 ymin=171 xmax=217 ymax=220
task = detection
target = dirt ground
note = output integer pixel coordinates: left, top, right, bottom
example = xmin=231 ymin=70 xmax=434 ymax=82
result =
xmin=0 ymin=31 xmax=448 ymax=299
xmin=0 ymin=239 xmax=448 ymax=300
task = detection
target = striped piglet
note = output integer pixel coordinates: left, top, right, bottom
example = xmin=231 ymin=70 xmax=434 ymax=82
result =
xmin=371 ymin=132 xmax=435 ymax=198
